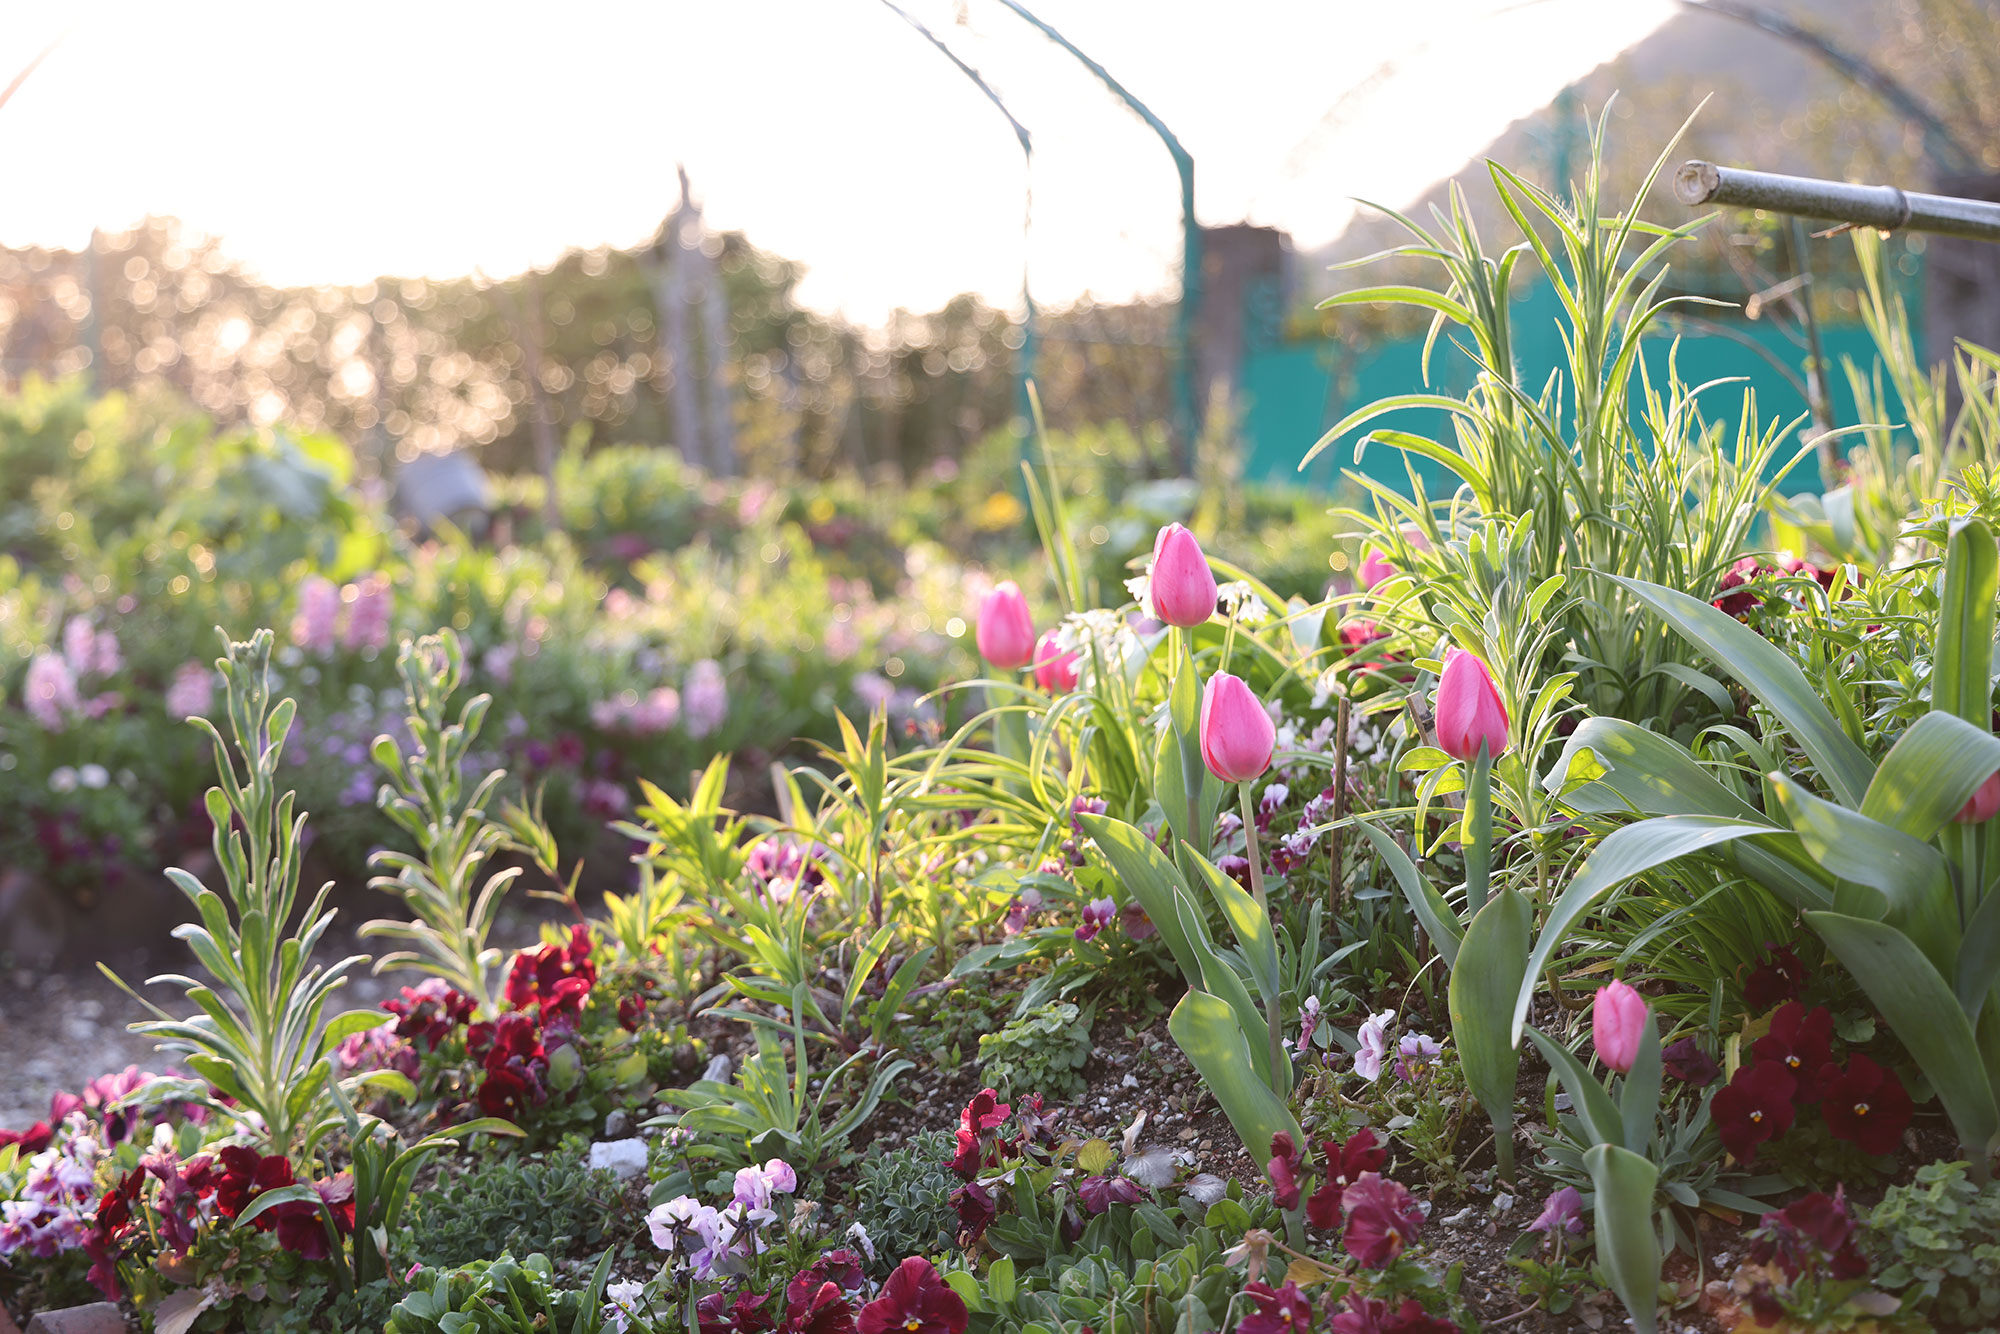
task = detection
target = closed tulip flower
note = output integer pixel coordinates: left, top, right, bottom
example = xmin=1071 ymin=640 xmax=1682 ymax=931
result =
xmin=1032 ymin=630 xmax=1079 ymax=693
xmin=1955 ymin=770 xmax=2000 ymax=824
xmin=1592 ymin=980 xmax=1648 ymax=1074
xmin=1434 ymin=648 xmax=1509 ymax=761
xmin=976 ymin=581 xmax=1036 ymax=670
xmin=1357 ymin=526 xmax=1431 ymax=589
xmin=1150 ymin=523 xmax=1218 ymax=628
xmin=1200 ymin=672 xmax=1276 ymax=783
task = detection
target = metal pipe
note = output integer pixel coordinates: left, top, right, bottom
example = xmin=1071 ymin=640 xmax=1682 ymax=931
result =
xmin=1675 ymin=160 xmax=2000 ymax=243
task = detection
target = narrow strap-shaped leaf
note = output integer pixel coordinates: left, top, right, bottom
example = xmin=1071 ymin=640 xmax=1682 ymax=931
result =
xmin=1542 ymin=716 xmax=1765 ymax=822
xmin=1167 ymin=990 xmax=1303 ymax=1169
xmin=1934 ymin=517 xmax=1999 ymax=728
xmin=1861 ymin=711 xmax=2000 ymax=843
xmin=1524 ymin=1026 xmax=1624 ymax=1149
xmin=1352 ymin=818 xmax=1460 ymax=969
xmin=1079 ymin=812 xmax=1202 ymax=987
xmin=1772 ymin=777 xmax=1959 ymax=974
xmin=1606 ymin=574 xmax=1874 ymax=807
xmin=1183 ymin=847 xmax=1281 ymax=1004
xmin=1172 ymin=895 xmax=1277 ymax=1090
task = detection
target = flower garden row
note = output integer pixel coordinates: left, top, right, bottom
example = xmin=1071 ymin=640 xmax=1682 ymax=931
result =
xmin=8 ymin=144 xmax=2000 ymax=1333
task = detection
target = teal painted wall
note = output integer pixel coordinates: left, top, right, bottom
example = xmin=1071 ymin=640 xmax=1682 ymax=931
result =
xmin=1245 ymin=282 xmax=1897 ymax=498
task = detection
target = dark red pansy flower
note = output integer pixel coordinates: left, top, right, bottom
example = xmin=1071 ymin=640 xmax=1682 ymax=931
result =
xmin=1712 ymin=556 xmax=1765 ymax=617
xmin=1341 ymin=1172 xmax=1423 ymax=1269
xmin=0 ymin=1121 xmax=54 ymax=1154
xmin=504 ymin=923 xmax=597 ymax=1013
xmin=1265 ymin=1132 xmax=1302 ymax=1210
xmin=953 ymin=1181 xmax=996 ymax=1246
xmin=211 ymin=1145 xmax=295 ymax=1219
xmin=1819 ymin=1054 xmax=1913 ymax=1156
xmin=617 ymin=992 xmax=648 ymax=1032
xmin=1749 ymin=1003 xmax=1835 ymax=1101
xmin=1747 ymin=1187 xmax=1868 ymax=1284
xmin=782 ymin=1279 xmax=857 ymax=1334
xmin=1743 ymin=943 xmax=1808 ymax=1012
xmin=382 ymin=981 xmax=476 ymax=1050
xmin=1307 ymin=1128 xmax=1387 ymax=1230
xmin=799 ymin=1250 xmax=869 ymax=1295
xmin=857 ymin=1257 xmax=967 ymax=1334
xmin=1236 ymin=1281 xmax=1315 ymax=1334
xmin=83 ymin=1167 xmax=146 ymax=1299
xmin=960 ymin=1089 xmax=1011 ymax=1134
xmin=948 ymin=1090 xmax=1013 ymax=1180
xmin=1329 ymin=1294 xmax=1459 ymax=1334
xmin=1661 ymin=1037 xmax=1721 ymax=1087
xmin=948 ymin=1128 xmax=981 ymax=1181
xmin=1078 ymin=1174 xmax=1143 ymax=1214
xmin=1711 ymin=1061 xmax=1797 ymax=1162
xmin=700 ymin=1287 xmax=775 ymax=1334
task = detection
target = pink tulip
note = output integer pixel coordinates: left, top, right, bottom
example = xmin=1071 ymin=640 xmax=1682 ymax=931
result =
xmin=1032 ymin=630 xmax=1079 ymax=693
xmin=976 ymin=581 xmax=1036 ymax=670
xmin=1955 ymin=771 xmax=2000 ymax=824
xmin=1358 ymin=527 xmax=1431 ymax=589
xmin=1434 ymin=648 xmax=1509 ymax=761
xmin=1592 ymin=980 xmax=1648 ymax=1075
xmin=1150 ymin=523 xmax=1218 ymax=628
xmin=1200 ymin=672 xmax=1276 ymax=783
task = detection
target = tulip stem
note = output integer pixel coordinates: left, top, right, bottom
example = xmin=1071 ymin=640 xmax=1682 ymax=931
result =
xmin=1180 ymin=625 xmax=1202 ymax=858
xmin=1464 ymin=748 xmax=1494 ymax=917
xmin=1239 ymin=783 xmax=1286 ymax=1096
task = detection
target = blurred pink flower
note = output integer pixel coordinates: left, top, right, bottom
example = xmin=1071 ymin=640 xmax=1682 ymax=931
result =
xmin=342 ymin=573 xmax=393 ymax=653
xmin=684 ymin=659 xmax=728 ymax=738
xmin=292 ymin=577 xmax=341 ymax=653
xmin=62 ymin=618 xmax=121 ymax=678
xmin=164 ymin=663 xmax=215 ymax=721
xmin=23 ymin=653 xmax=80 ymax=731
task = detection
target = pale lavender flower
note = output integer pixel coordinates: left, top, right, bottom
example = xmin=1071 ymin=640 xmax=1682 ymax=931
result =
xmin=683 ymin=659 xmax=728 ymax=738
xmin=342 ymin=573 xmax=393 ymax=653
xmin=23 ymin=652 xmax=79 ymax=731
xmin=1529 ymin=1186 xmax=1584 ymax=1243
xmin=1296 ymin=995 xmax=1322 ymax=1055
xmin=1075 ymin=896 xmax=1116 ymax=942
xmin=292 ymin=576 xmax=341 ymax=653
xmin=1395 ymin=1032 xmax=1442 ymax=1082
xmin=732 ymin=1158 xmax=797 ymax=1224
xmin=164 ymin=662 xmax=215 ymax=720
xmin=1354 ymin=1009 xmax=1396 ymax=1083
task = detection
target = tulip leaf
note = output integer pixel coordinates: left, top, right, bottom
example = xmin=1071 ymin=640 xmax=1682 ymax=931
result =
xmin=1513 ymin=817 xmax=1781 ymax=1044
xmin=1959 ymin=889 xmax=2000 ymax=1025
xmin=1804 ymin=909 xmax=2000 ymax=1161
xmin=1184 ymin=846 xmax=1281 ymax=1005
xmin=1525 ymin=1025 xmax=1625 ymax=1149
xmin=1167 ymin=989 xmax=1303 ymax=1169
xmin=1934 ymin=517 xmax=1999 ymax=728
xmin=1172 ymin=893 xmax=1280 ymax=1091
xmin=1617 ymin=1017 xmax=1663 ymax=1157
xmin=1543 ymin=716 xmax=1765 ymax=821
xmin=1352 ymin=818 xmax=1461 ymax=968
xmin=1584 ymin=1143 xmax=1663 ymax=1334
xmin=1607 ymin=574 xmax=1874 ymax=807
xmin=1772 ymin=776 xmax=1959 ymax=975
xmin=1449 ymin=889 xmax=1530 ymax=1175
xmin=1079 ymin=813 xmax=1202 ymax=986
xmin=1861 ymin=711 xmax=2000 ymax=843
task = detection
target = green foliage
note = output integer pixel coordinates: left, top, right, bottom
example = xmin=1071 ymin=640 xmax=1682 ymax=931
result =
xmin=1863 ymin=1160 xmax=2000 ymax=1329
xmin=851 ymin=1130 xmax=961 ymax=1264
xmin=976 ymin=1002 xmax=1095 ymax=1101
xmin=386 ymin=1251 xmax=614 ymax=1334
xmin=406 ymin=1141 xmax=626 ymax=1269
xmin=108 ymin=628 xmax=393 ymax=1152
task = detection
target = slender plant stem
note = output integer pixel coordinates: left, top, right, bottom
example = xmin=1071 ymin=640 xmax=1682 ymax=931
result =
xmin=1329 ymin=695 xmax=1350 ymax=916
xmin=1181 ymin=625 xmax=1202 ymax=857
xmin=1464 ymin=748 xmax=1494 ymax=916
xmin=1239 ymin=783 xmax=1285 ymax=1096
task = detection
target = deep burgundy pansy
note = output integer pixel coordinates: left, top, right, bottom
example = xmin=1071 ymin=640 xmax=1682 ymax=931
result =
xmin=1711 ymin=1061 xmax=1797 ymax=1162
xmin=1818 ymin=1054 xmax=1913 ymax=1156
xmin=1237 ymin=1281 xmax=1315 ymax=1334
xmin=1750 ymin=1003 xmax=1836 ymax=1102
xmin=1747 ymin=1187 xmax=1869 ymax=1285
xmin=1341 ymin=1172 xmax=1423 ymax=1268
xmin=857 ymin=1257 xmax=967 ymax=1334
xmin=1306 ymin=1128 xmax=1387 ymax=1230
xmin=1329 ymin=1295 xmax=1460 ymax=1334
xmin=1661 ymin=1037 xmax=1721 ymax=1088
xmin=1742 ymin=942 xmax=1808 ymax=1012
xmin=1265 ymin=1132 xmax=1302 ymax=1210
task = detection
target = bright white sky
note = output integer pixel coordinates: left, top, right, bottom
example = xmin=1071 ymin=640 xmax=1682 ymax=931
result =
xmin=0 ymin=0 xmax=1676 ymax=322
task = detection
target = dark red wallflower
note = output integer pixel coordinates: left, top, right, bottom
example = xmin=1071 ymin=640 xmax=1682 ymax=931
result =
xmin=504 ymin=923 xmax=597 ymax=1013
xmin=1329 ymin=1295 xmax=1459 ymax=1334
xmin=953 ymin=1182 xmax=996 ymax=1246
xmin=858 ymin=1257 xmax=967 ymax=1334
xmin=1265 ymin=1132 xmax=1302 ymax=1210
xmin=471 ymin=1012 xmax=550 ymax=1122
xmin=618 ymin=992 xmax=649 ymax=1032
xmin=960 ymin=1089 xmax=1010 ymax=1134
xmin=948 ymin=1090 xmax=1013 ymax=1180
xmin=782 ymin=1280 xmax=857 ymax=1334
xmin=1712 ymin=1062 xmax=1797 ymax=1162
xmin=793 ymin=1251 xmax=868 ymax=1296
xmin=83 ymin=1168 xmax=146 ymax=1299
xmin=1750 ymin=1003 xmax=1835 ymax=1101
xmin=1742 ymin=943 xmax=1808 ymax=1012
xmin=1236 ymin=1281 xmax=1315 ymax=1334
xmin=1818 ymin=1054 xmax=1913 ymax=1156
xmin=1078 ymin=1174 xmax=1144 ymax=1214
xmin=0 ymin=1121 xmax=54 ymax=1154
xmin=1341 ymin=1173 xmax=1423 ymax=1269
xmin=1747 ymin=1188 xmax=1869 ymax=1284
xmin=700 ymin=1287 xmax=775 ymax=1334
xmin=1712 ymin=556 xmax=1765 ymax=616
xmin=1662 ymin=1037 xmax=1721 ymax=1087
xmin=1306 ymin=1128 xmax=1387 ymax=1231
xmin=382 ymin=981 xmax=476 ymax=1050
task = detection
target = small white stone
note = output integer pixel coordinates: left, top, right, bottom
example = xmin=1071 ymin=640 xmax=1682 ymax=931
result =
xmin=1493 ymin=1192 xmax=1514 ymax=1213
xmin=588 ymin=1138 xmax=649 ymax=1180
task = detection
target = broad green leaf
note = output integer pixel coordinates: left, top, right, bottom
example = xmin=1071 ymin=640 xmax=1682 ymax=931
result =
xmin=1608 ymin=574 xmax=1874 ymax=807
xmin=1934 ymin=517 xmax=1999 ymax=728
xmin=1513 ymin=817 xmax=1781 ymax=1043
xmin=1525 ymin=1026 xmax=1624 ymax=1148
xmin=1543 ymin=717 xmax=1764 ymax=821
xmin=1173 ymin=894 xmax=1281 ymax=1091
xmin=1584 ymin=1143 xmax=1663 ymax=1334
xmin=1352 ymin=818 xmax=1461 ymax=969
xmin=1184 ymin=847 xmax=1281 ymax=1004
xmin=1449 ymin=889 xmax=1530 ymax=1170
xmin=1079 ymin=813 xmax=1202 ymax=986
xmin=1804 ymin=910 xmax=2000 ymax=1160
xmin=1861 ymin=711 xmax=2000 ymax=843
xmin=1618 ymin=1019 xmax=1663 ymax=1158
xmin=1167 ymin=990 xmax=1304 ymax=1168
xmin=1771 ymin=776 xmax=1958 ymax=974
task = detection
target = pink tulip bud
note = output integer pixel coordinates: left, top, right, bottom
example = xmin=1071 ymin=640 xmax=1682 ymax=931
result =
xmin=976 ymin=581 xmax=1036 ymax=670
xmin=1032 ymin=630 xmax=1079 ymax=693
xmin=1956 ymin=770 xmax=2000 ymax=824
xmin=1358 ymin=526 xmax=1431 ymax=589
xmin=1200 ymin=671 xmax=1276 ymax=783
xmin=1591 ymin=980 xmax=1648 ymax=1075
xmin=1150 ymin=523 xmax=1218 ymax=628
xmin=1434 ymin=648 xmax=1509 ymax=761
